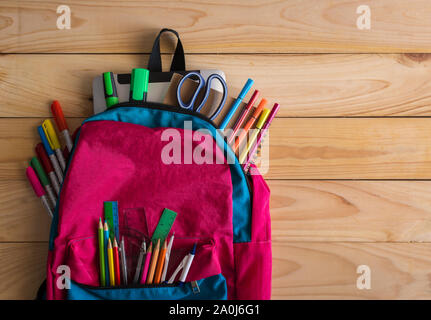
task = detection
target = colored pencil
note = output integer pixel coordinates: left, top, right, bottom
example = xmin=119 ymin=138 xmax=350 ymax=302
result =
xmin=146 ymin=239 xmax=160 ymax=284
xmin=153 ymin=239 xmax=167 ymax=284
xmin=140 ymin=242 xmax=152 ymax=284
xmin=98 ymin=218 xmax=106 ymax=286
xmin=107 ymin=238 xmax=115 ymax=286
xmin=161 ymin=233 xmax=175 ymax=282
xmin=103 ymin=222 xmax=110 ymax=285
xmin=113 ymin=238 xmax=121 ymax=286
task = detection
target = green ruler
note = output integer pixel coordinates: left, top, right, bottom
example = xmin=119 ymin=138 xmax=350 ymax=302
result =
xmin=104 ymin=201 xmax=119 ymax=241
xmin=151 ymin=208 xmax=177 ymax=244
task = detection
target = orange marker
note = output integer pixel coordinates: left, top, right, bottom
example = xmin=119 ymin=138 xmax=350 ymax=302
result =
xmin=51 ymin=100 xmax=73 ymax=152
xmin=233 ymin=98 xmax=267 ymax=152
xmin=153 ymin=239 xmax=167 ymax=284
xmin=146 ymin=239 xmax=160 ymax=284
xmin=113 ymin=238 xmax=121 ymax=286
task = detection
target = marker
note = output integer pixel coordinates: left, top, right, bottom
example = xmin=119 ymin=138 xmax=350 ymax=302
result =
xmin=140 ymin=242 xmax=152 ymax=284
xmin=239 ymin=108 xmax=271 ymax=164
xmin=42 ymin=119 xmax=66 ymax=172
xmin=51 ymin=101 xmax=73 ymax=152
xmin=98 ymin=218 xmax=106 ymax=286
xmin=228 ymin=90 xmax=260 ymax=144
xmin=153 ymin=239 xmax=167 ymax=284
xmin=103 ymin=222 xmax=110 ymax=286
xmin=35 ymin=143 xmax=60 ymax=196
xmin=30 ymin=157 xmax=56 ymax=209
xmin=133 ymin=239 xmax=146 ymax=284
xmin=146 ymin=239 xmax=160 ymax=284
xmin=219 ymin=78 xmax=254 ymax=130
xmin=120 ymin=236 xmax=128 ymax=285
xmin=102 ymin=72 xmax=119 ymax=108
xmin=243 ymin=103 xmax=280 ymax=171
xmin=161 ymin=233 xmax=174 ymax=283
xmin=107 ymin=238 xmax=115 ymax=286
xmin=129 ymin=68 xmax=149 ymax=102
xmin=113 ymin=238 xmax=121 ymax=286
xmin=25 ymin=166 xmax=53 ymax=218
xmin=38 ymin=126 xmax=63 ymax=183
xmin=179 ymin=243 xmax=197 ymax=284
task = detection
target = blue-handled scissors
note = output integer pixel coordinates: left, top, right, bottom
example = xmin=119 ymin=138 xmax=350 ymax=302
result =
xmin=176 ymin=72 xmax=228 ymax=120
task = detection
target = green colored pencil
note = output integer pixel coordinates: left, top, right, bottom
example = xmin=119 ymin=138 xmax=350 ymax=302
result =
xmin=98 ymin=218 xmax=106 ymax=286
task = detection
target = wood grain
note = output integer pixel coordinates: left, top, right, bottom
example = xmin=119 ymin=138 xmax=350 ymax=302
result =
xmin=272 ymin=242 xmax=431 ymax=299
xmin=3 ymin=1 xmax=431 ymax=53
xmin=4 ymin=53 xmax=431 ymax=117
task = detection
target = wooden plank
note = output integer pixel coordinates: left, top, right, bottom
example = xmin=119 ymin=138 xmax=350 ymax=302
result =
xmin=4 ymin=53 xmax=431 ymax=117
xmin=269 ymin=181 xmax=431 ymax=243
xmin=272 ymin=242 xmax=431 ymax=299
xmin=3 ymin=1 xmax=431 ymax=53
xmin=0 ymin=243 xmax=47 ymax=299
xmin=2 ymin=118 xmax=431 ymax=180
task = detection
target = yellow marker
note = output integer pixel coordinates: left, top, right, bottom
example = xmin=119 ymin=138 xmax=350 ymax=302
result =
xmin=238 ymin=108 xmax=271 ymax=164
xmin=42 ymin=119 xmax=66 ymax=171
xmin=107 ymin=238 xmax=115 ymax=286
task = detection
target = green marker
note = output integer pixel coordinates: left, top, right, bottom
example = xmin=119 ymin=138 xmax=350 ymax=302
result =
xmin=30 ymin=157 xmax=57 ymax=209
xmin=103 ymin=72 xmax=119 ymax=108
xmin=129 ymin=68 xmax=149 ymax=102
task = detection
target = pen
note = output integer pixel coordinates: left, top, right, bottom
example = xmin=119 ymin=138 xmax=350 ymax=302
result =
xmin=51 ymin=101 xmax=73 ymax=152
xmin=133 ymin=239 xmax=146 ymax=284
xmin=35 ymin=143 xmax=60 ymax=196
xmin=161 ymin=233 xmax=174 ymax=283
xmin=98 ymin=218 xmax=106 ymax=286
xmin=26 ymin=166 xmax=53 ymax=218
xmin=113 ymin=238 xmax=121 ymax=286
xmin=42 ymin=119 xmax=66 ymax=172
xmin=107 ymin=238 xmax=115 ymax=286
xmin=179 ymin=243 xmax=197 ymax=284
xmin=103 ymin=72 xmax=119 ymax=108
xmin=146 ymin=238 xmax=160 ymax=284
xmin=153 ymin=239 xmax=167 ymax=284
xmin=233 ymin=98 xmax=267 ymax=152
xmin=120 ymin=236 xmax=128 ymax=285
xmin=38 ymin=126 xmax=63 ymax=184
xmin=30 ymin=157 xmax=57 ymax=209
xmin=227 ymin=90 xmax=259 ymax=145
xmin=219 ymin=78 xmax=254 ymax=130
xmin=103 ymin=222 xmax=110 ymax=286
xmin=238 ymin=108 xmax=271 ymax=164
xmin=140 ymin=242 xmax=152 ymax=284
xmin=243 ymin=103 xmax=280 ymax=171
xmin=129 ymin=68 xmax=149 ymax=102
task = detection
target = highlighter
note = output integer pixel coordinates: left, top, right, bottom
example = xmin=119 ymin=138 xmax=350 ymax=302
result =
xmin=42 ymin=119 xmax=66 ymax=172
xmin=38 ymin=126 xmax=63 ymax=184
xmin=30 ymin=157 xmax=57 ymax=209
xmin=103 ymin=72 xmax=119 ymax=108
xmin=26 ymin=166 xmax=53 ymax=218
xmin=51 ymin=101 xmax=73 ymax=152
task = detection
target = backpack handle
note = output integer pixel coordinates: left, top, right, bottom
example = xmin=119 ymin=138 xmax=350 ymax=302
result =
xmin=147 ymin=28 xmax=186 ymax=72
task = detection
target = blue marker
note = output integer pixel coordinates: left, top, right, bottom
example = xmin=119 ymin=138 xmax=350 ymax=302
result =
xmin=219 ymin=78 xmax=254 ymax=130
xmin=38 ymin=126 xmax=63 ymax=183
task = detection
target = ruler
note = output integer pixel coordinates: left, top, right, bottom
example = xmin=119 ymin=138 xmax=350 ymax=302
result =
xmin=151 ymin=208 xmax=177 ymax=244
xmin=104 ymin=201 xmax=120 ymax=241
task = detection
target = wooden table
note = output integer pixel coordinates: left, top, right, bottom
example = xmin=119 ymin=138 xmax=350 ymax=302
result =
xmin=2 ymin=0 xmax=431 ymax=299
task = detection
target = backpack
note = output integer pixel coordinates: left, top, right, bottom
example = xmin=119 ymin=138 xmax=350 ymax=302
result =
xmin=44 ymin=31 xmax=272 ymax=300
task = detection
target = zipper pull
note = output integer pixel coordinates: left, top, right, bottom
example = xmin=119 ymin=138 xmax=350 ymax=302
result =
xmin=191 ymin=281 xmax=200 ymax=294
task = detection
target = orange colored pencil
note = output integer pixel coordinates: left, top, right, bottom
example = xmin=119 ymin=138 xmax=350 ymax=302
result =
xmin=153 ymin=239 xmax=167 ymax=284
xmin=146 ymin=239 xmax=160 ymax=284
xmin=233 ymin=98 xmax=267 ymax=152
xmin=113 ymin=238 xmax=121 ymax=286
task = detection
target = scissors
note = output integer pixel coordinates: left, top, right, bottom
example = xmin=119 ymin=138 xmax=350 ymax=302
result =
xmin=176 ymin=72 xmax=228 ymax=120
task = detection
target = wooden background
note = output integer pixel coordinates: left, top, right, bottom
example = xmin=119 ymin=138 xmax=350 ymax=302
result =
xmin=2 ymin=0 xmax=431 ymax=299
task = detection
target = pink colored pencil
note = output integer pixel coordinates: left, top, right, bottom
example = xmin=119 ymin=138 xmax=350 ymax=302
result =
xmin=140 ymin=242 xmax=152 ymax=284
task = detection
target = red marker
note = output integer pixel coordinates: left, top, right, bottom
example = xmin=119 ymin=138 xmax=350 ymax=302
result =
xmin=36 ymin=143 xmax=60 ymax=196
xmin=51 ymin=100 xmax=73 ymax=152
xmin=26 ymin=166 xmax=53 ymax=218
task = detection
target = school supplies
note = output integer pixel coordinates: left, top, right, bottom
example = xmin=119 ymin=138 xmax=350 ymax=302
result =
xmin=219 ymin=78 xmax=254 ymax=130
xmin=238 ymin=108 xmax=271 ymax=164
xmin=146 ymin=238 xmax=160 ymax=284
xmin=176 ymin=72 xmax=227 ymax=121
xmin=98 ymin=218 xmax=106 ymax=286
xmin=228 ymin=90 xmax=259 ymax=145
xmin=103 ymin=72 xmax=119 ymax=108
xmin=140 ymin=242 xmax=152 ymax=284
xmin=38 ymin=126 xmax=63 ymax=183
xmin=51 ymin=101 xmax=73 ymax=152
xmin=161 ymin=233 xmax=174 ymax=282
xmin=35 ymin=143 xmax=60 ymax=196
xmin=153 ymin=239 xmax=167 ymax=284
xmin=151 ymin=209 xmax=177 ymax=244
xmin=233 ymin=98 xmax=267 ymax=152
xmin=120 ymin=236 xmax=128 ymax=285
xmin=103 ymin=221 xmax=110 ymax=286
xmin=113 ymin=238 xmax=121 ymax=286
xmin=104 ymin=201 xmax=119 ymax=241
xmin=30 ymin=157 xmax=56 ymax=209
xmin=243 ymin=103 xmax=280 ymax=171
xmin=42 ymin=119 xmax=66 ymax=172
xmin=179 ymin=243 xmax=197 ymax=284
xmin=107 ymin=238 xmax=115 ymax=286
xmin=26 ymin=166 xmax=53 ymax=218
xmin=167 ymin=243 xmax=196 ymax=284
xmin=133 ymin=239 xmax=147 ymax=284
xmin=129 ymin=68 xmax=149 ymax=102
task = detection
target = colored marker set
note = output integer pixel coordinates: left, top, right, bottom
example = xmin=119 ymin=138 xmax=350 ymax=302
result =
xmin=26 ymin=101 xmax=73 ymax=218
